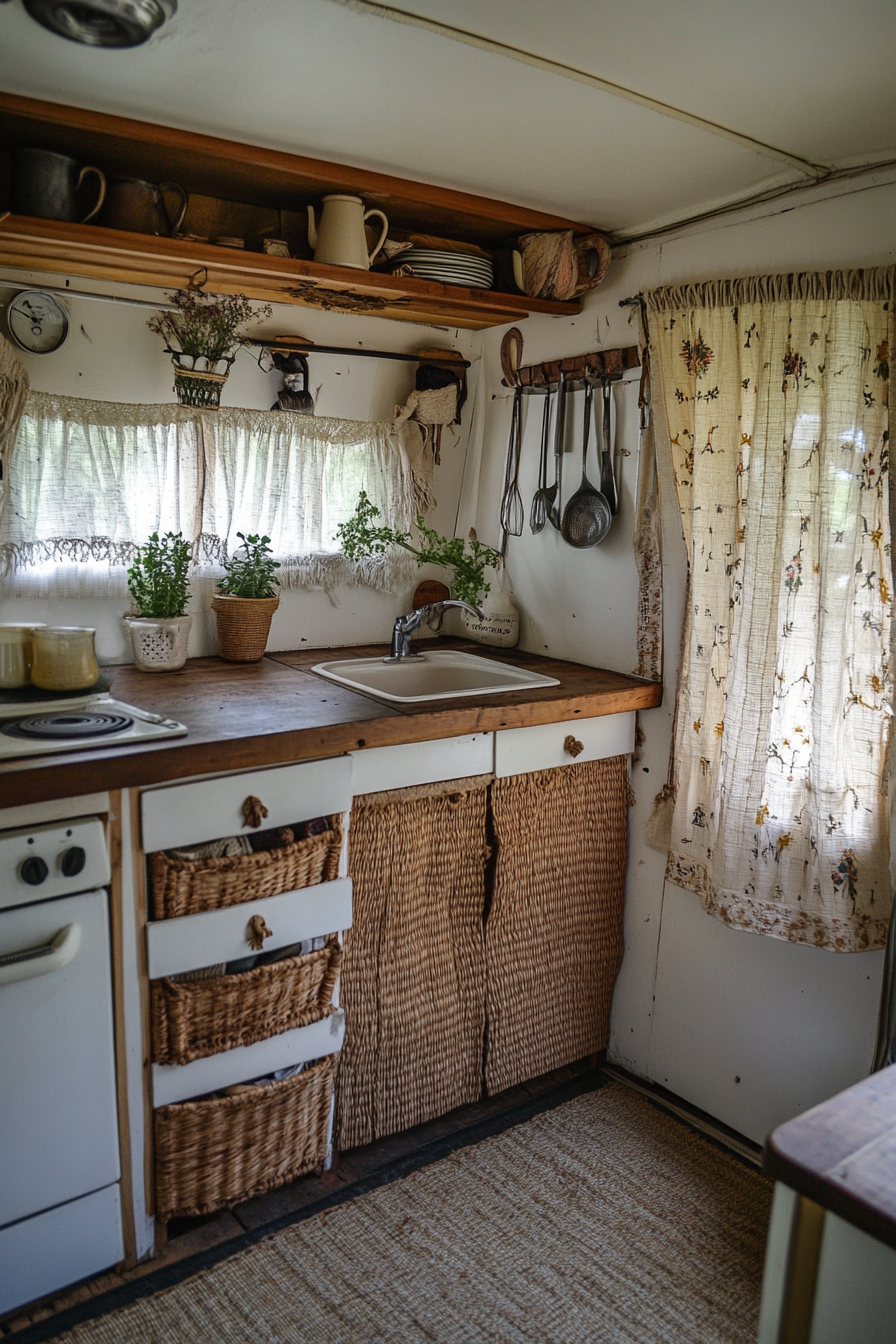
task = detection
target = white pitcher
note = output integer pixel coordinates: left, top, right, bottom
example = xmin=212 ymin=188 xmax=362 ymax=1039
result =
xmin=307 ymin=195 xmax=389 ymax=270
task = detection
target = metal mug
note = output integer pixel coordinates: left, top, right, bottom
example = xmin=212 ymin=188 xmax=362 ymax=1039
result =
xmin=12 ymin=148 xmax=106 ymax=224
xmin=100 ymin=177 xmax=187 ymax=237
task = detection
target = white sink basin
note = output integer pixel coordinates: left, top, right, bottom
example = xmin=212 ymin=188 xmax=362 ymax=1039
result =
xmin=312 ymin=650 xmax=560 ymax=703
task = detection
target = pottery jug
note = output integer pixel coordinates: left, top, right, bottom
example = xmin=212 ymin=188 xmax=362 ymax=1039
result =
xmin=307 ymin=195 xmax=389 ymax=270
xmin=12 ymin=148 xmax=106 ymax=224
xmin=461 ymin=565 xmax=520 ymax=649
xmin=100 ymin=177 xmax=187 ymax=236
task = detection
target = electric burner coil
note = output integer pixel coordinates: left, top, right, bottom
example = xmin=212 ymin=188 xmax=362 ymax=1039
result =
xmin=0 ymin=712 xmax=134 ymax=741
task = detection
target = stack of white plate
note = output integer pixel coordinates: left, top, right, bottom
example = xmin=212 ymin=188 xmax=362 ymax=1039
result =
xmin=392 ymin=248 xmax=494 ymax=289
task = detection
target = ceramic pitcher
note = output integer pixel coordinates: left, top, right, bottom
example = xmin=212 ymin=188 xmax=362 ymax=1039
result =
xmin=307 ymin=195 xmax=389 ymax=270
xmin=100 ymin=177 xmax=187 ymax=237
xmin=12 ymin=149 xmax=106 ymax=224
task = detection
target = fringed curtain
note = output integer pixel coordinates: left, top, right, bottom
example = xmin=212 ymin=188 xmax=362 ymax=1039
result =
xmin=647 ymin=268 xmax=894 ymax=952
xmin=0 ymin=394 xmax=422 ymax=598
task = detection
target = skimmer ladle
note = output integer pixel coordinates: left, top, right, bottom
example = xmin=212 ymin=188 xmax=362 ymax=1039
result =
xmin=560 ymin=380 xmax=612 ymax=549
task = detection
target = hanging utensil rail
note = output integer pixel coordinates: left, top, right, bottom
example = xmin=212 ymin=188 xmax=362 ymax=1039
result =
xmin=501 ymin=343 xmax=640 ymax=389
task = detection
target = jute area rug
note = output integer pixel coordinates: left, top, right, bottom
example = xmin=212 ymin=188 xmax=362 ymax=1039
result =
xmin=59 ymin=1084 xmax=772 ymax=1344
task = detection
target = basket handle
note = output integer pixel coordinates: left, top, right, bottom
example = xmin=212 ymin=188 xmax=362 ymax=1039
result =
xmin=563 ymin=735 xmax=585 ymax=758
xmin=247 ymin=914 xmax=273 ymax=951
xmin=242 ymin=795 xmax=269 ymax=829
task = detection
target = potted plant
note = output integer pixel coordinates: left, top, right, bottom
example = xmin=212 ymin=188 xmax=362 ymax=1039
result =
xmin=125 ymin=531 xmax=193 ymax=672
xmin=337 ymin=491 xmax=502 ymax=607
xmin=212 ymin=532 xmax=281 ymax=662
xmin=147 ymin=288 xmax=273 ymax=408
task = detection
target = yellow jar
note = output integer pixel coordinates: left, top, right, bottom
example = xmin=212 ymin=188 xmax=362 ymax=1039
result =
xmin=0 ymin=623 xmax=46 ymax=689
xmin=30 ymin=627 xmax=99 ymax=691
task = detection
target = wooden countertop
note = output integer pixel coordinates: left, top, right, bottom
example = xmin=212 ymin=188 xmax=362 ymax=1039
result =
xmin=0 ymin=638 xmax=662 ymax=808
xmin=764 ymin=1063 xmax=896 ymax=1251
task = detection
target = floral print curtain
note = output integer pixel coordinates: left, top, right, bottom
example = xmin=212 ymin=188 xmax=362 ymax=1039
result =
xmin=647 ymin=270 xmax=894 ymax=952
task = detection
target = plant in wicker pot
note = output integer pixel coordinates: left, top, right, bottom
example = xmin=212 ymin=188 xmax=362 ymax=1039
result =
xmin=125 ymin=531 xmax=193 ymax=672
xmin=212 ymin=532 xmax=281 ymax=662
xmin=147 ymin=289 xmax=273 ymax=408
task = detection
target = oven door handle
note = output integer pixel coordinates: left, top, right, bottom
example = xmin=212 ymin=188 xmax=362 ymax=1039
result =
xmin=0 ymin=923 xmax=82 ymax=986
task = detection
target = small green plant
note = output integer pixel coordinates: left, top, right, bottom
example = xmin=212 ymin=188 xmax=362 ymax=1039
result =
xmin=218 ymin=533 xmax=281 ymax=599
xmin=337 ymin=492 xmax=501 ymax=606
xmin=127 ymin=531 xmax=192 ymax=618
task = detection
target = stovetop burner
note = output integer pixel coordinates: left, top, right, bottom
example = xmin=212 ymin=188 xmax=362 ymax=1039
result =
xmin=1 ymin=711 xmax=135 ymax=741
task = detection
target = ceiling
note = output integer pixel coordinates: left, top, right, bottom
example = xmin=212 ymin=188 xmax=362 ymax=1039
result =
xmin=1 ymin=0 xmax=894 ymax=238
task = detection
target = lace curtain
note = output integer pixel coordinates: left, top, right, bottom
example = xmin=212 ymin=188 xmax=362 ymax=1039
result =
xmin=0 ymin=394 xmax=421 ymax=598
xmin=647 ymin=269 xmax=894 ymax=952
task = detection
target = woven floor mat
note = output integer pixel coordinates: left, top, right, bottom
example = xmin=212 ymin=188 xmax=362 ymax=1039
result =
xmin=55 ymin=1084 xmax=772 ymax=1344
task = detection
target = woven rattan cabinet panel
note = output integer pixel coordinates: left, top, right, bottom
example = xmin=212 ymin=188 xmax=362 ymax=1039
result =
xmin=335 ymin=780 xmax=489 ymax=1151
xmin=485 ymin=756 xmax=628 ymax=1093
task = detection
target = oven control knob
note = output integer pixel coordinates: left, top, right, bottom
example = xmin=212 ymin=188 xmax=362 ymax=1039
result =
xmin=60 ymin=846 xmax=87 ymax=878
xmin=20 ymin=855 xmax=49 ymax=886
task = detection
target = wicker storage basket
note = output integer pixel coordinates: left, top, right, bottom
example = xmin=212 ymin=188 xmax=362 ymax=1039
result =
xmin=212 ymin=593 xmax=280 ymax=662
xmin=150 ymin=815 xmax=342 ymax=919
xmin=154 ymin=1054 xmax=336 ymax=1220
xmin=151 ymin=938 xmax=343 ymax=1065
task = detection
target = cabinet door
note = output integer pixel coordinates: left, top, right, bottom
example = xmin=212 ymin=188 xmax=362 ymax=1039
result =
xmin=485 ymin=756 xmax=629 ymax=1094
xmin=335 ymin=776 xmax=489 ymax=1150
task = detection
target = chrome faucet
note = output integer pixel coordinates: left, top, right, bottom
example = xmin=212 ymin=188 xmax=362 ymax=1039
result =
xmin=385 ymin=600 xmax=484 ymax=662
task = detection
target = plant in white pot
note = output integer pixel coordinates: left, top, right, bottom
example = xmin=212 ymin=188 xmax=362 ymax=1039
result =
xmin=212 ymin=532 xmax=281 ymax=662
xmin=125 ymin=531 xmax=193 ymax=672
xmin=337 ymin=491 xmax=514 ymax=642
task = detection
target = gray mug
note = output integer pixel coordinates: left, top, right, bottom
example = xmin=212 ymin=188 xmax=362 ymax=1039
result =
xmin=12 ymin=148 xmax=106 ymax=224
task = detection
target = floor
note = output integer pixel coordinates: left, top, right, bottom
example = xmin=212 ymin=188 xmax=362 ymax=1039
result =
xmin=0 ymin=1059 xmax=763 ymax=1343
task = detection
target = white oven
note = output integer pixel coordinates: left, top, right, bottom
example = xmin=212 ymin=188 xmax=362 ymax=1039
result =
xmin=0 ymin=815 xmax=123 ymax=1315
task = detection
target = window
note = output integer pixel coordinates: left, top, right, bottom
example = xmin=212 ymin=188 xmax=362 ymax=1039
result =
xmin=0 ymin=394 xmax=421 ymax=599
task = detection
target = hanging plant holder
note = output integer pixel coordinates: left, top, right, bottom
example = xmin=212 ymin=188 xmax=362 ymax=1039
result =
xmin=167 ymin=349 xmax=236 ymax=409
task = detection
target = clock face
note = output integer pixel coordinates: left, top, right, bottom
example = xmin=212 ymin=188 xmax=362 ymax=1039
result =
xmin=7 ymin=291 xmax=69 ymax=355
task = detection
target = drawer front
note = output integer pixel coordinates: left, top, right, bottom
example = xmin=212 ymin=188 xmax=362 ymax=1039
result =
xmin=494 ymin=712 xmax=635 ymax=778
xmin=0 ymin=1183 xmax=122 ymax=1317
xmin=147 ymin=877 xmax=352 ymax=979
xmin=141 ymin=756 xmax=352 ymax=852
xmin=350 ymin=733 xmax=493 ymax=795
xmin=152 ymin=1007 xmax=345 ymax=1106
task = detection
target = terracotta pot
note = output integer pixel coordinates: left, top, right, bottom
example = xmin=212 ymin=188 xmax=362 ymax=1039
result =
xmin=212 ymin=594 xmax=279 ymax=662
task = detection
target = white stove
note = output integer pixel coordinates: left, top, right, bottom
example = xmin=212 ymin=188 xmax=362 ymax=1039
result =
xmin=0 ymin=693 xmax=187 ymax=759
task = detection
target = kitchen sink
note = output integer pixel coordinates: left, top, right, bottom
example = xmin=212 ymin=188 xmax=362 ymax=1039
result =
xmin=311 ymin=650 xmax=560 ymax=703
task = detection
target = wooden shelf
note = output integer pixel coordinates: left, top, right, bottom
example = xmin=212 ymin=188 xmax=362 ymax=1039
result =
xmin=0 ymin=215 xmax=580 ymax=330
xmin=0 ymin=93 xmax=592 ymax=329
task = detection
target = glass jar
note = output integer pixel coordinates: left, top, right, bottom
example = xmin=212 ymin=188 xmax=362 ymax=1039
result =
xmin=30 ymin=627 xmax=99 ymax=691
xmin=0 ymin=624 xmax=46 ymax=689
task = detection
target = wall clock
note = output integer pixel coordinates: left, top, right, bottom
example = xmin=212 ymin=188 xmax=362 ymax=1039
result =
xmin=6 ymin=290 xmax=69 ymax=355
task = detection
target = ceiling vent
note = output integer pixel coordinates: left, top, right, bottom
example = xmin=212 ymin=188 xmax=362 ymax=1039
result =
xmin=22 ymin=0 xmax=176 ymax=46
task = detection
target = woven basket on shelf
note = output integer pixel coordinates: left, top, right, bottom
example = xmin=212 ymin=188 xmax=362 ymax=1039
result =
xmin=212 ymin=593 xmax=280 ymax=662
xmin=150 ymin=815 xmax=342 ymax=919
xmin=151 ymin=938 xmax=343 ymax=1065
xmin=154 ymin=1053 xmax=337 ymax=1220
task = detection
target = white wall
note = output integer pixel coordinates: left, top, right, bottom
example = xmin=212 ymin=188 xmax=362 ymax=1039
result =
xmin=473 ymin=171 xmax=896 ymax=1144
xmin=0 ymin=270 xmax=476 ymax=663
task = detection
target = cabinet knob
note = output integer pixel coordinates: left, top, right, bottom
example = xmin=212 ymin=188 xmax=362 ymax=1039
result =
xmin=19 ymin=855 xmax=49 ymax=886
xmin=563 ymin=735 xmax=585 ymax=758
xmin=242 ymin=795 xmax=269 ymax=829
xmin=247 ymin=914 xmax=273 ymax=951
